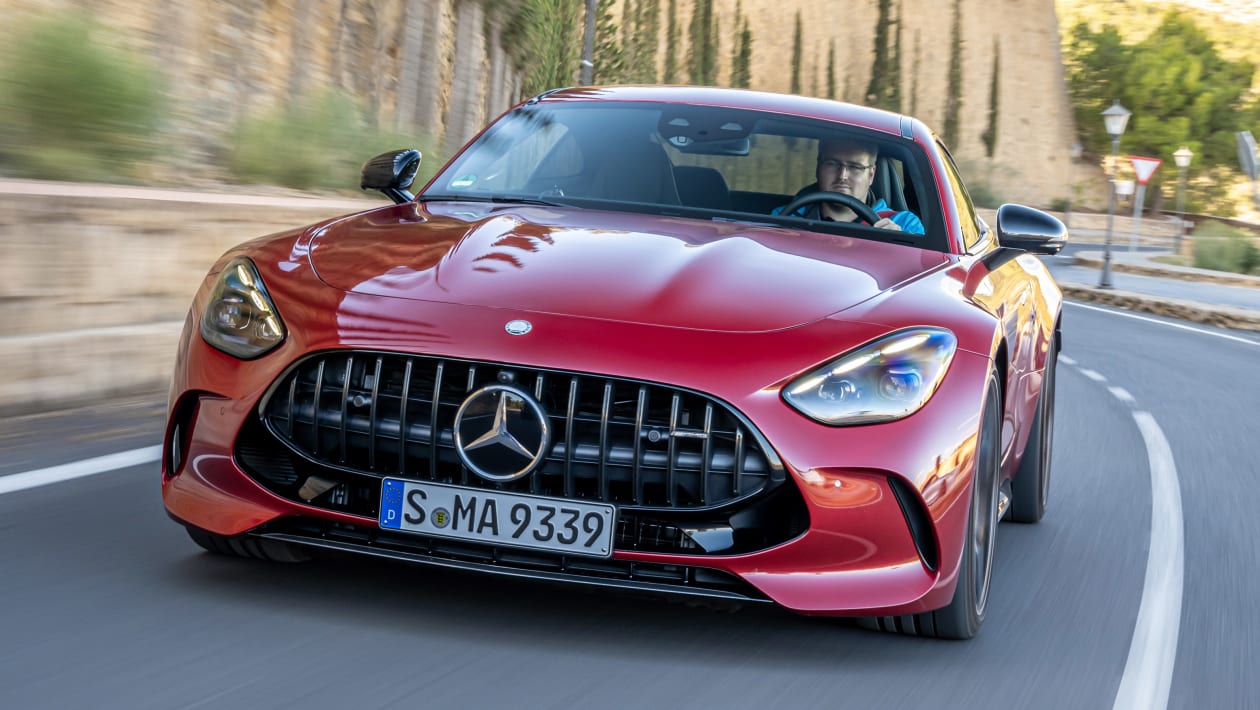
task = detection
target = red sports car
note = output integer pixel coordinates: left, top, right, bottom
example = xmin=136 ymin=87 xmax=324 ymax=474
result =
xmin=163 ymin=86 xmax=1064 ymax=639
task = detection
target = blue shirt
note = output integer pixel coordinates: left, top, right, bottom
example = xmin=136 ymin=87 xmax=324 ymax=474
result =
xmin=773 ymin=197 xmax=925 ymax=235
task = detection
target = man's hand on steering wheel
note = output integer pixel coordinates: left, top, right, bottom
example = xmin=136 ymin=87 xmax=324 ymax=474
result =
xmin=779 ymin=191 xmax=900 ymax=230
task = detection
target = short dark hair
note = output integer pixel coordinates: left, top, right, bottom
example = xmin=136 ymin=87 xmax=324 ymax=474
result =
xmin=817 ymin=137 xmax=879 ymax=162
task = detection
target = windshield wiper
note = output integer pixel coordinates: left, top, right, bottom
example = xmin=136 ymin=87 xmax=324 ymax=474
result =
xmin=417 ymin=194 xmax=569 ymax=207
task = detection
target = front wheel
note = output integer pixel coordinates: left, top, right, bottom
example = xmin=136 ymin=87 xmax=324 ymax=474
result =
xmin=864 ymin=368 xmax=1002 ymax=639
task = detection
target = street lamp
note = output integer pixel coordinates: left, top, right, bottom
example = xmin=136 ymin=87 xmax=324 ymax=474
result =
xmin=1066 ymin=142 xmax=1083 ymax=228
xmin=1173 ymin=145 xmax=1193 ymax=256
xmin=1099 ymin=101 xmax=1131 ymax=289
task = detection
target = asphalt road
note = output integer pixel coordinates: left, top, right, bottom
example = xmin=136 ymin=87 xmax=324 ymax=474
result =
xmin=1 ymin=303 xmax=1258 ymax=710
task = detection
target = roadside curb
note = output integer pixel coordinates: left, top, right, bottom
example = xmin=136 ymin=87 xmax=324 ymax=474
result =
xmin=1072 ymin=255 xmax=1260 ymax=291
xmin=1058 ymin=281 xmax=1260 ymax=333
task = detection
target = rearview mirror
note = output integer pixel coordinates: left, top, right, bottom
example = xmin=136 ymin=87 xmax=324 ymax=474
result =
xmin=995 ymin=203 xmax=1067 ymax=255
xmin=361 ymin=149 xmax=422 ymax=204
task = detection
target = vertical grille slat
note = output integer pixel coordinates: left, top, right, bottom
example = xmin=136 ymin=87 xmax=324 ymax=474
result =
xmin=339 ymin=355 xmax=354 ymax=464
xmin=399 ymin=360 xmax=413 ymax=476
xmin=598 ymin=382 xmax=612 ymax=501
xmin=701 ymin=404 xmax=713 ymax=505
xmin=667 ymin=393 xmax=680 ymax=507
xmin=532 ymin=372 xmax=545 ymax=494
xmin=429 ymin=361 xmax=444 ymax=480
xmin=564 ymin=377 xmax=578 ymax=497
xmin=461 ymin=365 xmax=477 ymax=486
xmin=633 ymin=386 xmax=646 ymax=505
xmin=261 ymin=352 xmax=776 ymax=511
xmin=368 ymin=356 xmax=383 ymax=470
xmin=311 ymin=360 xmax=326 ymax=457
xmin=285 ymin=376 xmax=297 ymax=439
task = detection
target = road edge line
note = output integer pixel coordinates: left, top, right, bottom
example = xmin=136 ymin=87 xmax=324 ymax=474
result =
xmin=1112 ymin=412 xmax=1184 ymax=710
xmin=0 ymin=446 xmax=162 ymax=495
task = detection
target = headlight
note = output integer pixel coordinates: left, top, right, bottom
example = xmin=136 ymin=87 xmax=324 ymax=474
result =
xmin=199 ymin=257 xmax=286 ymax=359
xmin=783 ymin=328 xmax=957 ymax=426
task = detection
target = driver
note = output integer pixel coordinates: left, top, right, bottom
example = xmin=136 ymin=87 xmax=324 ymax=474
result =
xmin=775 ymin=138 xmax=924 ymax=234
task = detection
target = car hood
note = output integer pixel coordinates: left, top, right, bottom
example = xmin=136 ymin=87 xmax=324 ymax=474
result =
xmin=308 ymin=202 xmax=949 ymax=333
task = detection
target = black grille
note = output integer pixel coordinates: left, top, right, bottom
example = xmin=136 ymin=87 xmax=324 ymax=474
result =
xmin=257 ymin=351 xmax=780 ymax=511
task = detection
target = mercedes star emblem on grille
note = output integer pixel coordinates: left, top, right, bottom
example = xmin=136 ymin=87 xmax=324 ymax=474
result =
xmin=453 ymin=385 xmax=551 ymax=482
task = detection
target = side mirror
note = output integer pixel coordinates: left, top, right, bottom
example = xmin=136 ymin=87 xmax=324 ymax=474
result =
xmin=995 ymin=203 xmax=1067 ymax=255
xmin=361 ymin=149 xmax=422 ymax=204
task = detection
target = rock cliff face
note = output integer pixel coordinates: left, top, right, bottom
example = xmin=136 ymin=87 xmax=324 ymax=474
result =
xmin=3 ymin=0 xmax=1078 ymax=205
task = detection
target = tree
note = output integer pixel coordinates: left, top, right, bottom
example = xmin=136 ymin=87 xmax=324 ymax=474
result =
xmin=729 ymin=2 xmax=754 ymax=89
xmin=663 ymin=0 xmax=679 ymax=83
xmin=790 ymin=11 xmax=802 ymax=95
xmin=981 ymin=38 xmax=1000 ymax=159
xmin=1065 ymin=10 xmax=1256 ymax=209
xmin=865 ymin=0 xmax=901 ymax=111
xmin=942 ymin=0 xmax=964 ymax=147
xmin=622 ymin=0 xmax=660 ymax=83
xmin=826 ymin=41 xmax=836 ymax=100
xmin=688 ymin=0 xmax=719 ymax=85
xmin=504 ymin=0 xmax=583 ymax=98
xmin=593 ymin=0 xmax=626 ymax=83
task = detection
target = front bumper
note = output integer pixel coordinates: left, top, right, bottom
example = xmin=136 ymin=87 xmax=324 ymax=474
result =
xmin=164 ymin=348 xmax=988 ymax=617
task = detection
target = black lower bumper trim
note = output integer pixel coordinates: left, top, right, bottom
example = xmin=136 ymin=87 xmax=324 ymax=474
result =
xmin=253 ymin=522 xmax=771 ymax=604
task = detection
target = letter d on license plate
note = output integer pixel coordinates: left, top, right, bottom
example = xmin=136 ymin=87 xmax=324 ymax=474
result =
xmin=379 ymin=479 xmax=615 ymax=558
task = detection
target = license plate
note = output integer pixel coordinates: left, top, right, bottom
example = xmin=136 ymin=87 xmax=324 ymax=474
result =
xmin=378 ymin=479 xmax=615 ymax=558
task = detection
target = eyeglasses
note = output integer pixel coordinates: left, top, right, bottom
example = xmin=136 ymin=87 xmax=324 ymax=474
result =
xmin=817 ymin=159 xmax=874 ymax=174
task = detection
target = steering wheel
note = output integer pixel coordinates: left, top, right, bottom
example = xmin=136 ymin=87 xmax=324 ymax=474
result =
xmin=779 ymin=191 xmax=881 ymax=226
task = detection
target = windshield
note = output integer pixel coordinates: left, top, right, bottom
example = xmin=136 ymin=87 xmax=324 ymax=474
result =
xmin=424 ymin=101 xmax=945 ymax=251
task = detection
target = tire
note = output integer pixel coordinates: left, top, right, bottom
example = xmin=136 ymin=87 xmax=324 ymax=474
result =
xmin=863 ymin=368 xmax=1002 ymax=640
xmin=1010 ymin=344 xmax=1057 ymax=524
xmin=185 ymin=526 xmax=311 ymax=563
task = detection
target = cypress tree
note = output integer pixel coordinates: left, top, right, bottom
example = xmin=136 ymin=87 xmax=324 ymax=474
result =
xmin=827 ymin=41 xmax=836 ymax=100
xmin=866 ymin=0 xmax=891 ymax=106
xmin=663 ymin=0 xmax=678 ymax=83
xmin=790 ymin=11 xmax=802 ymax=94
xmin=943 ymin=0 xmax=964 ymax=146
xmin=981 ymin=38 xmax=1000 ymax=158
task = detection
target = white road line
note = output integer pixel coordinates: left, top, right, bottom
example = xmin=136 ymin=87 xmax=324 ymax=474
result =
xmin=1060 ymin=354 xmax=1078 ymax=366
xmin=1065 ymin=301 xmax=1260 ymax=347
xmin=0 ymin=446 xmax=161 ymax=495
xmin=1080 ymin=368 xmax=1107 ymax=383
xmin=1109 ymin=386 xmax=1136 ymax=405
xmin=1112 ymin=412 xmax=1184 ymax=710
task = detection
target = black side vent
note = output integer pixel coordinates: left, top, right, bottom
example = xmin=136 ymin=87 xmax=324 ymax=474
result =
xmin=889 ymin=476 xmax=939 ymax=571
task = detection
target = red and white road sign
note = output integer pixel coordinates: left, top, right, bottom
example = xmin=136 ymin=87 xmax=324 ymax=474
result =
xmin=1130 ymin=156 xmax=1163 ymax=185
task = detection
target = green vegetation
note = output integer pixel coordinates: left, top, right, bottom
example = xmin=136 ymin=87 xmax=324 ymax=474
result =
xmin=1061 ymin=6 xmax=1259 ymax=214
xmin=729 ymin=1 xmax=753 ymax=89
xmin=826 ymin=42 xmax=837 ymax=100
xmin=1190 ymin=221 xmax=1260 ymax=275
xmin=688 ymin=0 xmax=719 ymax=85
xmin=789 ymin=12 xmax=802 ymax=95
xmin=981 ymin=39 xmax=1000 ymax=159
xmin=663 ymin=0 xmax=679 ymax=83
xmin=0 ymin=14 xmax=164 ymax=182
xmin=504 ymin=0 xmax=583 ymax=98
xmin=865 ymin=0 xmax=894 ymax=108
xmin=621 ymin=0 xmax=660 ymax=83
xmin=593 ymin=2 xmax=627 ymax=83
xmin=227 ymin=92 xmax=427 ymax=192
xmin=942 ymin=0 xmax=964 ymax=147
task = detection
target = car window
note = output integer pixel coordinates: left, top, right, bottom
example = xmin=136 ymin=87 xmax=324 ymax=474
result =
xmin=426 ymin=102 xmax=948 ymax=252
xmin=936 ymin=141 xmax=982 ymax=250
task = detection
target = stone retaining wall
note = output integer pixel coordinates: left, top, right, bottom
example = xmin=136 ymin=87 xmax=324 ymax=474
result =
xmin=0 ymin=185 xmax=377 ymax=415
xmin=0 ymin=185 xmax=1230 ymax=415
